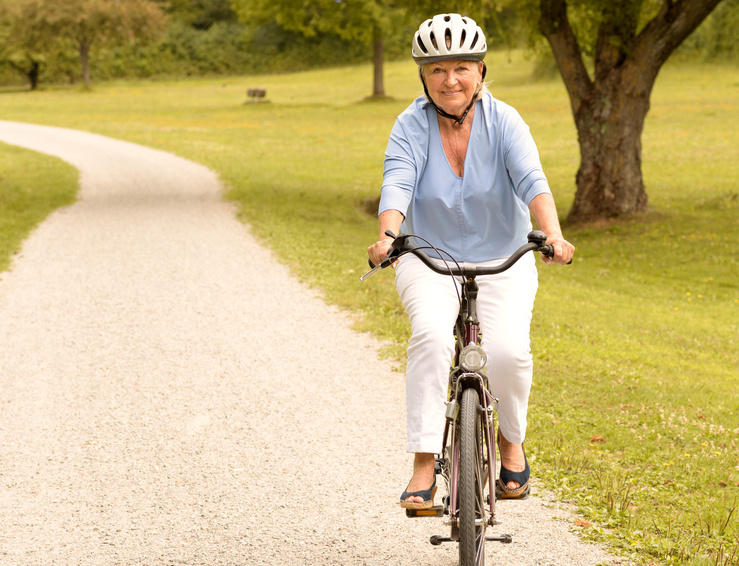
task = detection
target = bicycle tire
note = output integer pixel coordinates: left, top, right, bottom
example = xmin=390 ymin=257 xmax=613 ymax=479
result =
xmin=458 ymin=387 xmax=486 ymax=565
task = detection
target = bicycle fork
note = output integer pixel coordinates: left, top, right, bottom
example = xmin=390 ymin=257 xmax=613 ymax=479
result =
xmin=422 ymin=380 xmax=513 ymax=547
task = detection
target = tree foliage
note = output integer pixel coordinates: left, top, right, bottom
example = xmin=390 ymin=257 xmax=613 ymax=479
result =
xmin=0 ymin=0 xmax=167 ymax=88
xmin=229 ymin=0 xmax=498 ymax=97
xmin=0 ymin=0 xmax=68 ymax=89
xmin=231 ymin=0 xmax=397 ymax=96
xmin=165 ymin=0 xmax=238 ymax=30
xmin=50 ymin=0 xmax=168 ymax=87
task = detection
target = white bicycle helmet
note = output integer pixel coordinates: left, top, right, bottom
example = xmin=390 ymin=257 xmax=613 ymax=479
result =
xmin=412 ymin=14 xmax=487 ymax=65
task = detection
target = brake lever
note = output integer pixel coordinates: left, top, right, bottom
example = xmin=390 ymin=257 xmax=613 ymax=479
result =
xmin=360 ymin=263 xmax=382 ymax=282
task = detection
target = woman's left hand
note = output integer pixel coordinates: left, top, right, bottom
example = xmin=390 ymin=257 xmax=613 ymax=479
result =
xmin=541 ymin=236 xmax=575 ymax=265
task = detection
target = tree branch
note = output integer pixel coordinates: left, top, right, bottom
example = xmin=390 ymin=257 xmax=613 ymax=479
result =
xmin=633 ymin=0 xmax=725 ymax=70
xmin=594 ymin=0 xmax=641 ymax=82
xmin=539 ymin=0 xmax=593 ymax=116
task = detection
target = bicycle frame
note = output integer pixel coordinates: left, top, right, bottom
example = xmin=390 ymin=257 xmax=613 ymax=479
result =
xmin=440 ymin=274 xmax=498 ymax=534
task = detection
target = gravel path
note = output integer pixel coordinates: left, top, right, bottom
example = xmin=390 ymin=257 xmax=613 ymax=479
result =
xmin=0 ymin=121 xmax=624 ymax=566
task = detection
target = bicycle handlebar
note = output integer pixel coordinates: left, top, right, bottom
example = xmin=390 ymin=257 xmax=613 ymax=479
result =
xmin=362 ymin=230 xmax=557 ymax=281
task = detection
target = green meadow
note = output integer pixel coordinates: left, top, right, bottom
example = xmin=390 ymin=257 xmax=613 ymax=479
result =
xmin=0 ymin=144 xmax=78 ymax=273
xmin=0 ymin=53 xmax=737 ymax=564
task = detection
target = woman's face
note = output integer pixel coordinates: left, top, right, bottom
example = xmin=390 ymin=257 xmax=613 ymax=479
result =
xmin=423 ymin=60 xmax=483 ymax=117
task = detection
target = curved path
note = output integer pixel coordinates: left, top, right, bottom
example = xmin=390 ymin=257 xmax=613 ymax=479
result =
xmin=0 ymin=121 xmax=621 ymax=565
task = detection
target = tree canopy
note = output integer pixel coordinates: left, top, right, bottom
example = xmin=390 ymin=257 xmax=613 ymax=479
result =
xmin=230 ymin=1 xmax=497 ymax=97
xmin=0 ymin=0 xmax=65 ymax=89
xmin=0 ymin=0 xmax=167 ymax=88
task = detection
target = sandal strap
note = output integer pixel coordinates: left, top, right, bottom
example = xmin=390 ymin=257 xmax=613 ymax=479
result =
xmin=499 ymin=453 xmax=530 ymax=486
xmin=399 ymin=477 xmax=436 ymax=502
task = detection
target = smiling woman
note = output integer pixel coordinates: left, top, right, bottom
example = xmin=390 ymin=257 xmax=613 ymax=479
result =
xmin=366 ymin=13 xmax=576 ymax=511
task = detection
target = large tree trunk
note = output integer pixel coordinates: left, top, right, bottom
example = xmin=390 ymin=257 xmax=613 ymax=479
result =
xmin=371 ymin=23 xmax=385 ymax=98
xmin=539 ymin=0 xmax=725 ymax=224
xmin=568 ymin=64 xmax=653 ymax=221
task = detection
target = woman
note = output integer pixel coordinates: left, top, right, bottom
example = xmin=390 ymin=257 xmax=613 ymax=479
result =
xmin=367 ymin=14 xmax=575 ymax=508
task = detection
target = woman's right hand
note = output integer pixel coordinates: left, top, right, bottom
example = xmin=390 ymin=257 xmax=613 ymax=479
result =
xmin=367 ymin=237 xmax=395 ymax=268
xmin=369 ymin=209 xmax=405 ymax=267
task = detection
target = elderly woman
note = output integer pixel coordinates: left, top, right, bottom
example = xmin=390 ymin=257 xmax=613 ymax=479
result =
xmin=367 ymin=14 xmax=575 ymax=508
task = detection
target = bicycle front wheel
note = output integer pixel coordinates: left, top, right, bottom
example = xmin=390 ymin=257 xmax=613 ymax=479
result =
xmin=458 ymin=387 xmax=487 ymax=565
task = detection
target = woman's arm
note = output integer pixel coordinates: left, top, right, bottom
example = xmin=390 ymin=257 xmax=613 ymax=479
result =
xmin=528 ymin=193 xmax=575 ymax=265
xmin=367 ymin=209 xmax=404 ymax=267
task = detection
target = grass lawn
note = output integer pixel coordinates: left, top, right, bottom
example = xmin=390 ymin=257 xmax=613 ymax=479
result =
xmin=0 ymin=143 xmax=79 ymax=274
xmin=0 ymin=52 xmax=737 ymax=564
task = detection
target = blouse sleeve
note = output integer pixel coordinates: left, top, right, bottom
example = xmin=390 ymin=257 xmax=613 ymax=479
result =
xmin=378 ymin=100 xmax=429 ymax=216
xmin=500 ymin=107 xmax=552 ymax=206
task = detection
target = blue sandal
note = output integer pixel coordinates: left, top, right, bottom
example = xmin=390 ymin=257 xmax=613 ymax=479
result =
xmin=399 ymin=477 xmax=437 ymax=510
xmin=496 ymin=451 xmax=530 ymax=500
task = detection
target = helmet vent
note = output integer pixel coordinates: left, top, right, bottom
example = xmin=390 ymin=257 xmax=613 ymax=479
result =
xmin=429 ymin=32 xmax=437 ymax=49
xmin=416 ymin=36 xmax=428 ymax=54
xmin=444 ymin=15 xmax=451 ymax=22
xmin=445 ymin=29 xmax=452 ymax=49
xmin=460 ymin=29 xmax=467 ymax=46
xmin=470 ymin=31 xmax=479 ymax=49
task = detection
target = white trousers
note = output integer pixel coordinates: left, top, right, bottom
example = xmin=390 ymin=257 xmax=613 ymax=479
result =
xmin=395 ymin=252 xmax=539 ymax=454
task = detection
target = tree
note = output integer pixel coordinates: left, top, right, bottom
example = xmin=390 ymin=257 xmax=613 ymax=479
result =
xmin=0 ymin=0 xmax=65 ymax=89
xmin=231 ymin=0 xmax=392 ymax=98
xmin=45 ymin=0 xmax=168 ymax=88
xmin=230 ymin=0 xmax=495 ymax=98
xmin=533 ymin=0 xmax=725 ymax=223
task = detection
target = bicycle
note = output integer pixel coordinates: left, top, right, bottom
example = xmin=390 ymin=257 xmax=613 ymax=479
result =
xmin=362 ymin=229 xmax=555 ymax=566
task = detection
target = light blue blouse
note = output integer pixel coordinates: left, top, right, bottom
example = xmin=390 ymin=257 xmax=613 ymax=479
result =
xmin=379 ymin=93 xmax=552 ymax=262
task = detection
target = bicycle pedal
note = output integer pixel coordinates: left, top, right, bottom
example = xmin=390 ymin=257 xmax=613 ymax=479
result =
xmin=406 ymin=505 xmax=444 ymax=518
xmin=486 ymin=533 xmax=513 ymax=543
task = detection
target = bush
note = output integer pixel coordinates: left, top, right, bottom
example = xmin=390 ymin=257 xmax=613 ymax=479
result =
xmin=84 ymin=19 xmax=387 ymax=80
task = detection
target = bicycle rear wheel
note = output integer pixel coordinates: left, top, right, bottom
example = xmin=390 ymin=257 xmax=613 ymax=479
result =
xmin=458 ymin=387 xmax=487 ymax=565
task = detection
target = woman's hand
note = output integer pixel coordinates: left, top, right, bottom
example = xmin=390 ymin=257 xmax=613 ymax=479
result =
xmin=541 ymin=236 xmax=575 ymax=266
xmin=528 ymin=194 xmax=575 ymax=265
xmin=367 ymin=237 xmax=395 ymax=268
xmin=368 ymin=209 xmax=405 ymax=267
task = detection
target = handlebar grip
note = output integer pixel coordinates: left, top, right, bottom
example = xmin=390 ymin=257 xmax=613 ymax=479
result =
xmin=541 ymin=244 xmax=573 ymax=264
